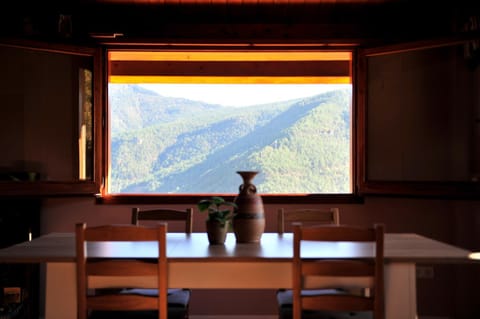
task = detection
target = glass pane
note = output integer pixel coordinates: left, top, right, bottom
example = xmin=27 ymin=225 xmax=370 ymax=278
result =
xmin=108 ymin=83 xmax=352 ymax=194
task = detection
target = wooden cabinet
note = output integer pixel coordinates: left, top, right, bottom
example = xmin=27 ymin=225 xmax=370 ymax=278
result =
xmin=0 ymin=200 xmax=40 ymax=318
xmin=0 ymin=173 xmax=41 ymax=318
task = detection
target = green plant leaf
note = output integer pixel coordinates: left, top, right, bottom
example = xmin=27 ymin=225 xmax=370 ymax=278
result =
xmin=197 ymin=196 xmax=237 ymax=223
xmin=197 ymin=199 xmax=212 ymax=211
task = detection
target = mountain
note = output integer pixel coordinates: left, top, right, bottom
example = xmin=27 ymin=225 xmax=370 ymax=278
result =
xmin=109 ymin=85 xmax=351 ymax=194
xmin=109 ymin=84 xmax=225 ymax=134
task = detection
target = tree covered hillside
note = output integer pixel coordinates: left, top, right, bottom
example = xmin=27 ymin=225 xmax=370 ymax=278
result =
xmin=109 ymin=85 xmax=351 ymax=194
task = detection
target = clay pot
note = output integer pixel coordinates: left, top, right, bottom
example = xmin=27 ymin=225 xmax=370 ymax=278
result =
xmin=206 ymin=220 xmax=228 ymax=245
xmin=233 ymin=171 xmax=265 ymax=243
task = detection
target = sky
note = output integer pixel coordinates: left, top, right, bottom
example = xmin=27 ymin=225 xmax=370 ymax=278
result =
xmin=139 ymin=84 xmax=351 ymax=107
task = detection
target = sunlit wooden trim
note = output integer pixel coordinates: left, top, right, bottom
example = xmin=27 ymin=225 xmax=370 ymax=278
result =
xmin=110 ymin=60 xmax=350 ymax=78
xmin=109 ymin=51 xmax=352 ymax=61
xmin=109 ymin=75 xmax=352 ymax=84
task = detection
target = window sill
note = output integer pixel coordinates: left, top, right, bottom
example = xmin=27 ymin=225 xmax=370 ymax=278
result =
xmin=95 ymin=193 xmax=364 ymax=205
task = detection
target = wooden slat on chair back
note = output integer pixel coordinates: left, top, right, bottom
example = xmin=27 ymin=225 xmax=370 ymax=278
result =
xmin=75 ymin=223 xmax=168 ymax=319
xmin=277 ymin=208 xmax=340 ymax=234
xmin=292 ymin=223 xmax=384 ymax=319
xmin=132 ymin=207 xmax=193 ymax=233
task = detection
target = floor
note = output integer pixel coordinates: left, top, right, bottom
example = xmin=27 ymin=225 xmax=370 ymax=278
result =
xmin=191 ymin=316 xmax=277 ymax=319
xmin=189 ymin=316 xmax=449 ymax=319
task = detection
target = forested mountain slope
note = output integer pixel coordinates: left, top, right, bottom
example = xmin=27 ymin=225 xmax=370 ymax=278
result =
xmin=109 ymin=85 xmax=351 ymax=194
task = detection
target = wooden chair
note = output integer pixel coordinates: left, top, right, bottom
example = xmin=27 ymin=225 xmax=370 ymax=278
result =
xmin=76 ymin=222 xmax=170 ymax=319
xmin=277 ymin=207 xmax=342 ymax=318
xmin=131 ymin=207 xmax=193 ymax=318
xmin=132 ymin=207 xmax=193 ymax=233
xmin=277 ymin=207 xmax=340 ymax=234
xmin=280 ymin=223 xmax=385 ymax=319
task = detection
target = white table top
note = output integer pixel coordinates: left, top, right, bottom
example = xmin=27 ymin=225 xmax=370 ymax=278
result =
xmin=0 ymin=232 xmax=473 ymax=264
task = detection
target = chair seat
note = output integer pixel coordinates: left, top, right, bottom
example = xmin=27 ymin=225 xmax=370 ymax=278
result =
xmin=120 ymin=288 xmax=191 ymax=306
xmin=130 ymin=207 xmax=193 ymax=318
xmin=276 ymin=289 xmax=372 ymax=319
xmin=90 ymin=288 xmax=191 ymax=319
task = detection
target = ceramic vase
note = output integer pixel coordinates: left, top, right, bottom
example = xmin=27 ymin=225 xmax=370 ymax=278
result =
xmin=233 ymin=171 xmax=265 ymax=243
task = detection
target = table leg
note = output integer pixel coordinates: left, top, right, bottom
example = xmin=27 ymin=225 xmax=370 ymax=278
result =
xmin=385 ymin=262 xmax=417 ymax=319
xmin=45 ymin=263 xmax=76 ymax=319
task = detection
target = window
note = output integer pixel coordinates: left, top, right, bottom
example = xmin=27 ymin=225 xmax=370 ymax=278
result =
xmin=357 ymin=36 xmax=480 ymax=198
xmin=0 ymin=39 xmax=101 ymax=196
xmin=104 ymin=47 xmax=355 ymax=202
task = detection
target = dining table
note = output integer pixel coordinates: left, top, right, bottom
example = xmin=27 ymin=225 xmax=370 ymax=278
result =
xmin=0 ymin=231 xmax=474 ymax=319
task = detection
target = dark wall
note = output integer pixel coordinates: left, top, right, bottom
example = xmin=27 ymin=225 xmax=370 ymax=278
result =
xmin=2 ymin=1 xmax=480 ymax=318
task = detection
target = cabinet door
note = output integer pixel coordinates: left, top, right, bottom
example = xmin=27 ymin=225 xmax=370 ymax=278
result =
xmin=0 ymin=39 xmax=103 ymax=196
xmin=357 ymin=35 xmax=480 ymax=197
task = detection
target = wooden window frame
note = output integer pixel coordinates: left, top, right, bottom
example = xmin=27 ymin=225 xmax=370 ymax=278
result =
xmin=98 ymin=44 xmax=362 ymax=205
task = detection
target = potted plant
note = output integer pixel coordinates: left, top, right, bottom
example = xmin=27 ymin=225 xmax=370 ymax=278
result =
xmin=197 ymin=196 xmax=237 ymax=245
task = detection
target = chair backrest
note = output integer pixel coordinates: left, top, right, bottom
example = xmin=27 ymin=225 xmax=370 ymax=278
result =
xmin=75 ymin=223 xmax=168 ymax=319
xmin=132 ymin=207 xmax=193 ymax=233
xmin=277 ymin=207 xmax=340 ymax=234
xmin=292 ymin=223 xmax=385 ymax=319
